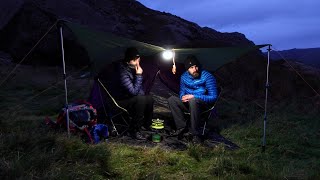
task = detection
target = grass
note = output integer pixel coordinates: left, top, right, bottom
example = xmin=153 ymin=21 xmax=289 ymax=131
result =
xmin=1 ymin=102 xmax=319 ymax=179
xmin=0 ymin=65 xmax=320 ymax=179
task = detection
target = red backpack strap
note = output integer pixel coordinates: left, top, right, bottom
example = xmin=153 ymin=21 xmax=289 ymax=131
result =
xmin=56 ymin=111 xmax=66 ymax=125
xmin=83 ymin=127 xmax=94 ymax=144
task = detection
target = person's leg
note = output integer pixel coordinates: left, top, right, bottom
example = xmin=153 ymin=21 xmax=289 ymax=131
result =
xmin=118 ymin=96 xmax=146 ymax=140
xmin=118 ymin=97 xmax=139 ymax=128
xmin=143 ymin=95 xmax=154 ymax=128
xmin=167 ymin=96 xmax=189 ymax=130
xmin=132 ymin=96 xmax=147 ymax=131
xmin=188 ymin=98 xmax=209 ymax=136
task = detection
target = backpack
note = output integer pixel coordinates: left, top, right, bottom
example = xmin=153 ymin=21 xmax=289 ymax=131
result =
xmin=46 ymin=100 xmax=98 ymax=143
xmin=56 ymin=101 xmax=97 ymax=130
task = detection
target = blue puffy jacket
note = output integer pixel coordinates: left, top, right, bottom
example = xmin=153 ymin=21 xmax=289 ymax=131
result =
xmin=179 ymin=70 xmax=217 ymax=103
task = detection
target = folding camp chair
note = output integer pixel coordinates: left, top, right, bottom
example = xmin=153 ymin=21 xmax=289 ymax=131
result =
xmin=97 ymin=78 xmax=131 ymax=136
xmin=184 ymin=87 xmax=222 ymax=135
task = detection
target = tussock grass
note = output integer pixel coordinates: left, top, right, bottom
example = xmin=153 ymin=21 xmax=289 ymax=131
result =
xmin=0 ymin=117 xmax=114 ymax=179
xmin=1 ymin=108 xmax=319 ymax=180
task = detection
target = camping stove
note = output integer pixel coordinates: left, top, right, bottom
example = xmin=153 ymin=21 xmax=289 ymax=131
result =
xmin=151 ymin=118 xmax=164 ymax=143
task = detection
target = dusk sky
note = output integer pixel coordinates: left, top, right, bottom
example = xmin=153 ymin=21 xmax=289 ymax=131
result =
xmin=137 ymin=0 xmax=320 ymax=51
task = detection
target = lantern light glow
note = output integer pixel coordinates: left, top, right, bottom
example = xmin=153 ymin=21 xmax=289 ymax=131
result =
xmin=162 ymin=50 xmax=174 ymax=60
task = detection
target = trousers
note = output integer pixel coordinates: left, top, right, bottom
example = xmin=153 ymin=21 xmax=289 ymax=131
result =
xmin=118 ymin=95 xmax=154 ymax=131
xmin=168 ymin=96 xmax=211 ymax=135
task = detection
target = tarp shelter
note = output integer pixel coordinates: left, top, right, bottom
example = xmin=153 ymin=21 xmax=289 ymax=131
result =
xmin=63 ymin=21 xmax=267 ymax=74
xmin=57 ymin=20 xmax=269 ymax=142
xmin=61 ymin=20 xmax=267 ymax=93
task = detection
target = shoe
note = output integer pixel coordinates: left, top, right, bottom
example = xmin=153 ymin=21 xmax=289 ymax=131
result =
xmin=141 ymin=125 xmax=152 ymax=131
xmin=131 ymin=131 xmax=147 ymax=140
xmin=191 ymin=135 xmax=202 ymax=144
xmin=170 ymin=128 xmax=185 ymax=136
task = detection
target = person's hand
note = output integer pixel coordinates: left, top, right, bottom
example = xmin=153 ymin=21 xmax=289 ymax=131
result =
xmin=136 ymin=58 xmax=143 ymax=74
xmin=181 ymin=94 xmax=194 ymax=102
xmin=78 ymin=125 xmax=88 ymax=130
xmin=172 ymin=64 xmax=176 ymax=74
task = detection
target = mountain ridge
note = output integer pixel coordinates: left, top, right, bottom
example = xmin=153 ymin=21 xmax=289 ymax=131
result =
xmin=266 ymin=47 xmax=320 ymax=68
xmin=0 ymin=0 xmax=255 ymax=65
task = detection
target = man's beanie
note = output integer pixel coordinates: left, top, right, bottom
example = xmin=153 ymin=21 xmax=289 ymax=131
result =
xmin=124 ymin=47 xmax=140 ymax=62
xmin=184 ymin=55 xmax=200 ymax=69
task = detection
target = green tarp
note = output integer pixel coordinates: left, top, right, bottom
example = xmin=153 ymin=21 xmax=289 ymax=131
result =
xmin=63 ymin=21 xmax=268 ymax=73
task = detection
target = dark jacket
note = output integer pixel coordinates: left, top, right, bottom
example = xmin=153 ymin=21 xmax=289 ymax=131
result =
xmin=111 ymin=62 xmax=145 ymax=100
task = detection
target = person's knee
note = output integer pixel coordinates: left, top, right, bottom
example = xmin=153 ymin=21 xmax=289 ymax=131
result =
xmin=168 ymin=96 xmax=179 ymax=104
xmin=167 ymin=96 xmax=175 ymax=106
xmin=188 ymin=98 xmax=198 ymax=108
xmin=136 ymin=95 xmax=146 ymax=101
xmin=146 ymin=95 xmax=154 ymax=104
xmin=138 ymin=95 xmax=153 ymax=105
xmin=188 ymin=97 xmax=196 ymax=104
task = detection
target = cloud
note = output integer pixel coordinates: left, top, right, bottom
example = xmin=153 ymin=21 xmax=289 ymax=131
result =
xmin=217 ymin=16 xmax=320 ymax=49
xmin=137 ymin=0 xmax=320 ymax=50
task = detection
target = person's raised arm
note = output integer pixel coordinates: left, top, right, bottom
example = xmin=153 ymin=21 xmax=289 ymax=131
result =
xmin=120 ymin=64 xmax=143 ymax=95
xmin=135 ymin=58 xmax=143 ymax=75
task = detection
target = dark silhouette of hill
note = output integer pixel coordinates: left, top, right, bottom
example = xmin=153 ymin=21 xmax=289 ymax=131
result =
xmin=266 ymin=48 xmax=320 ymax=68
xmin=0 ymin=0 xmax=255 ymax=66
xmin=0 ymin=0 xmax=319 ymax=106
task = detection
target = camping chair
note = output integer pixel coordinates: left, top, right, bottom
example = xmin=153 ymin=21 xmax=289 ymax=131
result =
xmin=97 ymin=78 xmax=131 ymax=136
xmin=184 ymin=86 xmax=222 ymax=135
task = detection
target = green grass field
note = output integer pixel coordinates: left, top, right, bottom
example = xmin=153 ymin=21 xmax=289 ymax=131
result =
xmin=0 ymin=65 xmax=319 ymax=179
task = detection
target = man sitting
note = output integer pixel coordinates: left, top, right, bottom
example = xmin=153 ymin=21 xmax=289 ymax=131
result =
xmin=168 ymin=55 xmax=217 ymax=143
xmin=110 ymin=47 xmax=154 ymax=140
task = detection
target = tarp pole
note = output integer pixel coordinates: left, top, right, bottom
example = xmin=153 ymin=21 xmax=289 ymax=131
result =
xmin=262 ymin=44 xmax=271 ymax=152
xmin=58 ymin=22 xmax=70 ymax=138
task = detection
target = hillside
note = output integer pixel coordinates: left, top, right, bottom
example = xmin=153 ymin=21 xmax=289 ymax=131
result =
xmin=0 ymin=0 xmax=255 ymax=66
xmin=266 ymin=47 xmax=320 ymax=68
